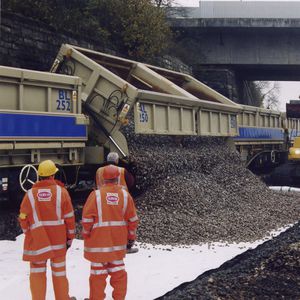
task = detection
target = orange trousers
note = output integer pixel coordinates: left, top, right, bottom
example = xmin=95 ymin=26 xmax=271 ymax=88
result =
xmin=29 ymin=256 xmax=70 ymax=300
xmin=89 ymin=260 xmax=127 ymax=300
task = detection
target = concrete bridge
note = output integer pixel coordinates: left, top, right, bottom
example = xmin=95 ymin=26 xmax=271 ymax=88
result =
xmin=169 ymin=1 xmax=300 ymax=105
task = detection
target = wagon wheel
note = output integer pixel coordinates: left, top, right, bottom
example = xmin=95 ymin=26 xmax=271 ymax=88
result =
xmin=19 ymin=165 xmax=38 ymax=192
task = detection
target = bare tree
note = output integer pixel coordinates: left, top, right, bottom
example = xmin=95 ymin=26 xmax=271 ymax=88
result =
xmin=152 ymin=0 xmax=177 ymax=7
xmin=151 ymin=0 xmax=188 ymax=17
xmin=244 ymin=81 xmax=280 ymax=109
xmin=256 ymin=81 xmax=280 ymax=110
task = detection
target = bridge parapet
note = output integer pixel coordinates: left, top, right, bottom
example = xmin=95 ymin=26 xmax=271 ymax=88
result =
xmin=170 ymin=17 xmax=300 ymax=30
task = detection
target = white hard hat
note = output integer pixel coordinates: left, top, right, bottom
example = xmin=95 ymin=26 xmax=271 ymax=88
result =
xmin=107 ymin=152 xmax=119 ymax=163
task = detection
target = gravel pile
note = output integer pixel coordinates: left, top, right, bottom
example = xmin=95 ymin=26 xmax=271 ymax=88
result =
xmin=122 ymin=119 xmax=300 ymax=245
xmin=157 ymin=221 xmax=300 ymax=299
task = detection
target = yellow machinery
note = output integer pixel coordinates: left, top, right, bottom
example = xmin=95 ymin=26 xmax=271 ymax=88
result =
xmin=288 ymin=137 xmax=300 ymax=160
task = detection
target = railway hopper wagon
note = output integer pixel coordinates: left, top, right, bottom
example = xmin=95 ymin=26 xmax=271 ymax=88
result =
xmin=235 ymin=102 xmax=300 ymax=175
xmin=267 ymin=103 xmax=300 ymax=186
xmin=46 ymin=46 xmax=300 ymax=188
xmin=0 ymin=44 xmax=242 ymax=201
xmin=1 ymin=44 xmax=299 ymax=201
xmin=235 ymin=105 xmax=287 ymax=171
xmin=0 ymin=66 xmax=88 ymax=201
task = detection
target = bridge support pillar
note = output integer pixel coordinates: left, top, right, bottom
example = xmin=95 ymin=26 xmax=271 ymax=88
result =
xmin=193 ymin=66 xmax=239 ymax=103
xmin=193 ymin=66 xmax=262 ymax=106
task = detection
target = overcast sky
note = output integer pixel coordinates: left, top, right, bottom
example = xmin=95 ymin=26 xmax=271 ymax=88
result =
xmin=175 ymin=0 xmax=300 ymax=111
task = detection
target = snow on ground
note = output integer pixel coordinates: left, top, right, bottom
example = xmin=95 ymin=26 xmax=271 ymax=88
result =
xmin=0 ymin=227 xmax=290 ymax=300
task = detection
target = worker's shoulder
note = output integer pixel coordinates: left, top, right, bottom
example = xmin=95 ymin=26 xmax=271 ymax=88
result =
xmin=96 ymin=166 xmax=105 ymax=172
xmin=32 ymin=179 xmax=64 ymax=189
xmin=60 ymin=186 xmax=71 ymax=198
xmin=119 ymin=187 xmax=133 ymax=199
xmin=99 ymin=185 xmax=128 ymax=195
xmin=32 ymin=183 xmax=70 ymax=199
xmin=87 ymin=189 xmax=98 ymax=199
xmin=120 ymin=166 xmax=127 ymax=172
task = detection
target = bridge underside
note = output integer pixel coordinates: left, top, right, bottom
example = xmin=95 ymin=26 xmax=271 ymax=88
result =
xmin=234 ymin=65 xmax=300 ymax=81
xmin=170 ymin=21 xmax=300 ymax=104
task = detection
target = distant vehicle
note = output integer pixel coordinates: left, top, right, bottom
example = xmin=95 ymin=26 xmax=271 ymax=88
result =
xmin=288 ymin=136 xmax=300 ymax=160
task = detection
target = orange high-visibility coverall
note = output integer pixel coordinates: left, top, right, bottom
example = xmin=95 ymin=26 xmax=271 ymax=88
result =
xmin=19 ymin=179 xmax=75 ymax=300
xmin=82 ymin=184 xmax=138 ymax=300
xmin=96 ymin=165 xmax=128 ymax=191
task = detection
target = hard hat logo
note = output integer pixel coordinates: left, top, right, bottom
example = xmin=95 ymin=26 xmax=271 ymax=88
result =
xmin=38 ymin=160 xmax=59 ymax=177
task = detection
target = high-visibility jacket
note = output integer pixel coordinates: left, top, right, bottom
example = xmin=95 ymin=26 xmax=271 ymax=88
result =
xmin=19 ymin=179 xmax=75 ymax=262
xmin=82 ymin=183 xmax=138 ymax=262
xmin=96 ymin=165 xmax=128 ymax=191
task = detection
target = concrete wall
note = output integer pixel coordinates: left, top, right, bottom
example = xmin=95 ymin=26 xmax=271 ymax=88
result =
xmin=193 ymin=67 xmax=239 ymax=103
xmin=170 ymin=21 xmax=300 ymax=70
xmin=175 ymin=29 xmax=300 ymax=69
xmin=0 ymin=11 xmax=111 ymax=71
xmin=0 ymin=11 xmax=192 ymax=74
xmin=1 ymin=11 xmax=235 ymax=104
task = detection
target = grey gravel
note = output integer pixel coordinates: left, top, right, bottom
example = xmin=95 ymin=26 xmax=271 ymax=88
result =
xmin=0 ymin=208 xmax=21 ymax=240
xmin=122 ymin=118 xmax=300 ymax=245
xmin=157 ymin=221 xmax=300 ymax=299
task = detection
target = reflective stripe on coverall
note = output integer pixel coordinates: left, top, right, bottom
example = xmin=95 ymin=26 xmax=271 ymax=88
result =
xmin=19 ymin=179 xmax=75 ymax=300
xmin=82 ymin=186 xmax=138 ymax=300
xmin=90 ymin=259 xmax=126 ymax=300
xmin=30 ymin=256 xmax=70 ymax=300
xmin=96 ymin=166 xmax=128 ymax=191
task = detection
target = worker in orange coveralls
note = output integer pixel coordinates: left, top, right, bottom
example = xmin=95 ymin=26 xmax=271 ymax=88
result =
xmin=82 ymin=165 xmax=139 ymax=300
xmin=95 ymin=152 xmax=135 ymax=192
xmin=19 ymin=160 xmax=76 ymax=300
